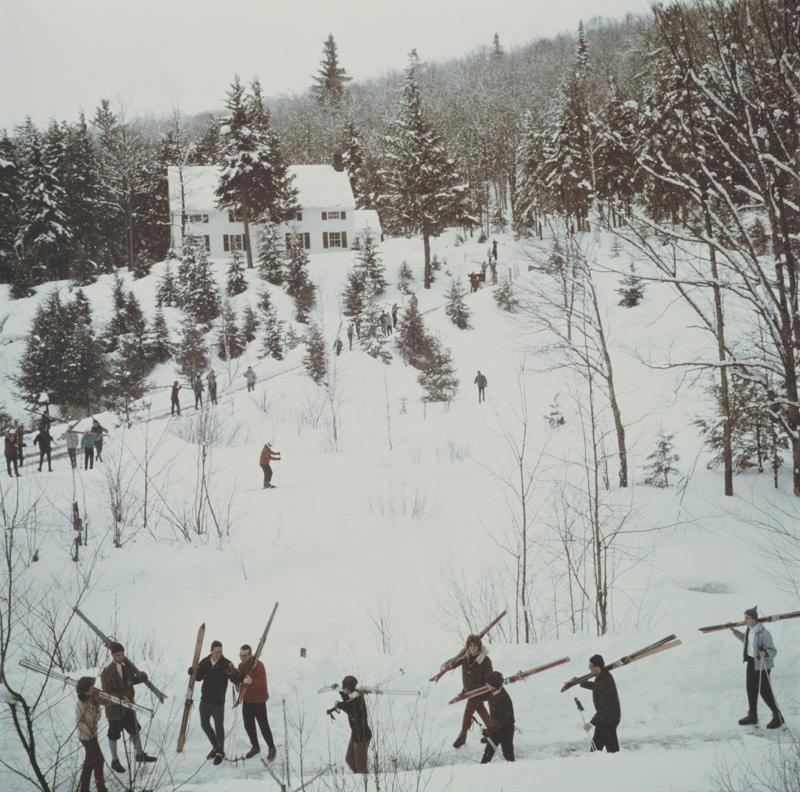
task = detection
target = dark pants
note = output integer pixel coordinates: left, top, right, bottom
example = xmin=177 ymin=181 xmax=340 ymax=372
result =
xmin=247 ymin=382 xmax=255 ymax=392
xmin=591 ymin=723 xmax=619 ymax=753
xmin=478 ymin=387 xmax=486 ymax=403
xmin=107 ymin=710 xmax=140 ymax=741
xmin=84 ymin=448 xmax=94 ymax=469
xmin=480 ymin=724 xmax=515 ymax=763
xmin=194 ymin=392 xmax=203 ymax=409
xmin=242 ymin=703 xmax=275 ymax=750
xmin=345 ymin=738 xmax=370 ymax=774
xmin=79 ymin=737 xmax=107 ymax=792
xmin=17 ymin=447 xmax=23 ymax=466
xmin=261 ymin=463 xmax=273 ymax=488
xmin=38 ymin=448 xmax=52 ymax=471
xmin=68 ymin=448 xmax=77 ymax=468
xmin=210 ymin=389 xmax=217 ymax=405
xmin=746 ymin=658 xmax=779 ymax=718
xmin=461 ymin=698 xmax=493 ymax=734
xmin=348 ymin=335 xmax=353 ymax=350
xmin=392 ymin=314 xmax=397 ymax=328
xmin=171 ymin=399 xmax=180 ymax=416
xmin=95 ymin=440 xmax=103 ymax=462
xmin=199 ymin=702 xmax=225 ymax=752
xmin=6 ymin=455 xmax=19 ymax=477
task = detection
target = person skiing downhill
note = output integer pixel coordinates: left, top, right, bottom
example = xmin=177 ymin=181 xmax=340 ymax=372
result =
xmin=75 ymin=676 xmax=108 ymax=792
xmin=579 ymin=654 xmax=621 ymax=752
xmin=731 ymin=606 xmax=784 ymax=728
xmin=235 ymin=644 xmax=277 ymax=761
xmin=259 ymin=442 xmax=281 ymax=489
xmin=170 ymin=381 xmax=181 ymax=415
xmin=328 ymin=675 xmax=372 ymax=774
xmin=474 ymin=370 xmax=488 ymax=403
xmin=450 ymin=635 xmax=494 ymax=748
xmin=478 ymin=671 xmax=515 ymax=764
xmin=192 ymin=640 xmax=237 ymax=765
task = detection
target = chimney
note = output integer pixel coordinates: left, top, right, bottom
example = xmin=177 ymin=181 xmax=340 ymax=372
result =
xmin=333 ymin=151 xmax=344 ymax=172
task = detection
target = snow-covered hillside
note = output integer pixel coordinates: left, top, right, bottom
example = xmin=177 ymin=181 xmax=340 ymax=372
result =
xmin=1 ymin=228 xmax=798 ymax=792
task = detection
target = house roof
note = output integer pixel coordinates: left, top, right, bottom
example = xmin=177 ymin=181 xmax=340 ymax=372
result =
xmin=168 ymin=165 xmax=356 ymax=213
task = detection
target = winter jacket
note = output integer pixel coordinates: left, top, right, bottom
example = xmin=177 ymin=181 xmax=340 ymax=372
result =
xmin=337 ymin=691 xmax=372 ymax=742
xmin=207 ymin=376 xmax=217 ymax=395
xmin=733 ymin=623 xmax=777 ymax=671
xmin=580 ymin=669 xmax=621 ymax=727
xmin=171 ymin=384 xmax=181 ymax=402
xmin=192 ymin=379 xmax=203 ymax=394
xmin=65 ymin=430 xmax=79 ymax=450
xmin=474 ymin=374 xmax=488 ymax=389
xmin=456 ymin=649 xmax=493 ymax=692
xmin=14 ymin=426 xmax=25 ymax=448
xmin=193 ymin=654 xmax=236 ymax=706
xmin=33 ymin=431 xmax=53 ymax=451
xmin=236 ymin=658 xmax=268 ymax=704
xmin=259 ymin=445 xmax=281 ymax=465
xmin=485 ymin=687 xmax=515 ymax=734
xmin=100 ymin=659 xmax=145 ymax=721
xmin=80 ymin=433 xmax=96 ymax=449
xmin=76 ymin=694 xmax=102 ymax=740
xmin=245 ymin=370 xmax=257 ymax=384
xmin=4 ymin=434 xmax=16 ymax=459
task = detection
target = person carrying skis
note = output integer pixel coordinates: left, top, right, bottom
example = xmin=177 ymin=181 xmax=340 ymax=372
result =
xmin=81 ymin=429 xmax=96 ymax=470
xmin=236 ymin=644 xmax=277 ymax=761
xmin=170 ymin=381 xmax=181 ymax=416
xmin=75 ymin=676 xmax=108 ymax=792
xmin=731 ymin=606 xmax=784 ymax=728
xmin=328 ymin=675 xmax=372 ymax=774
xmin=100 ymin=642 xmax=156 ymax=773
xmin=33 ymin=426 xmax=54 ymax=472
xmin=244 ymin=366 xmax=257 ymax=392
xmin=14 ymin=422 xmax=25 ymax=467
xmin=91 ymin=419 xmax=107 ymax=462
xmin=5 ymin=430 xmax=20 ymax=478
xmin=192 ymin=640 xmax=237 ymax=765
xmin=474 ymin=370 xmax=488 ymax=403
xmin=451 ymin=635 xmax=494 ymax=748
xmin=579 ymin=654 xmax=621 ymax=752
xmin=207 ymin=371 xmax=218 ymax=405
xmin=259 ymin=442 xmax=281 ymax=489
xmin=347 ymin=322 xmax=354 ymax=351
xmin=65 ymin=424 xmax=80 ymax=469
xmin=192 ymin=375 xmax=204 ymax=409
xmin=478 ymin=671 xmax=515 ymax=764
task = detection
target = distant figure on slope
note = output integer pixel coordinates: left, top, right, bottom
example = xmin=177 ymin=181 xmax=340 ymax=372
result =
xmin=492 ymin=239 xmax=498 ymax=262
xmin=65 ymin=424 xmax=80 ymax=469
xmin=382 ymin=310 xmax=393 ymax=336
xmin=450 ymin=635 xmax=494 ymax=748
xmin=334 ymin=337 xmax=343 ymax=356
xmin=469 ymin=273 xmax=480 ymax=293
xmin=579 ymin=654 xmax=621 ymax=753
xmin=15 ymin=422 xmax=25 ymax=467
xmin=245 ymin=366 xmax=257 ymax=392
xmin=235 ymin=644 xmax=277 ymax=761
xmin=480 ymin=261 xmax=488 ymax=283
xmin=347 ymin=322 xmax=354 ymax=351
xmin=474 ymin=370 xmax=488 ymax=403
xmin=4 ymin=430 xmax=20 ymax=477
xmin=490 ymin=258 xmax=498 ymax=285
xmin=75 ymin=676 xmax=108 ymax=792
xmin=259 ymin=442 xmax=281 ymax=489
xmin=192 ymin=375 xmax=204 ymax=409
xmin=192 ymin=640 xmax=237 ymax=765
xmin=207 ymin=371 xmax=218 ymax=405
xmin=479 ymin=671 xmax=515 ymax=764
xmin=170 ymin=381 xmax=181 ymax=416
xmin=33 ymin=427 xmax=54 ymax=472
xmin=731 ymin=606 xmax=784 ymax=729
xmin=391 ymin=303 xmax=399 ymax=328
xmin=91 ymin=419 xmax=107 ymax=462
xmin=81 ymin=430 xmax=96 ymax=470
xmin=328 ymin=675 xmax=372 ymax=774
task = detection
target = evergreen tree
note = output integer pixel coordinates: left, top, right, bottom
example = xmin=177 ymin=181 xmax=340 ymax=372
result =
xmin=293 ymin=281 xmax=316 ymax=324
xmin=176 ymin=313 xmax=209 ymax=378
xmin=285 ymin=234 xmax=315 ymax=322
xmin=342 ymin=118 xmax=369 ymax=207
xmin=70 ymin=243 xmax=96 ymax=286
xmin=617 ymin=262 xmax=645 ymax=307
xmin=189 ymin=117 xmax=220 ymax=164
xmin=397 ymin=260 xmax=414 ymax=294
xmin=259 ymin=301 xmax=284 ymax=360
xmin=0 ymin=132 xmax=20 ymax=282
xmin=643 ymin=429 xmax=680 ymax=488
xmin=303 ymin=322 xmax=327 ymax=384
xmin=354 ymin=233 xmax=385 ymax=294
xmin=492 ymin=32 xmax=504 ymax=58
xmin=147 ymin=307 xmax=172 ymax=364
xmin=418 ymin=340 xmax=459 ymax=403
xmin=217 ymin=300 xmax=245 ymax=360
xmin=359 ymin=283 xmax=392 ymax=363
xmin=63 ymin=294 xmax=105 ymax=410
xmin=445 ymin=279 xmax=471 ymax=329
xmin=256 ymin=223 xmax=285 ymax=284
xmin=63 ymin=112 xmax=102 ymax=262
xmin=311 ymin=35 xmax=352 ymax=106
xmin=545 ymin=394 xmax=566 ymax=428
xmin=396 ymin=294 xmax=435 ymax=368
xmin=156 ymin=261 xmax=180 ymax=307
xmin=342 ymin=269 xmax=366 ymax=318
xmin=493 ymin=279 xmax=519 ymax=312
xmin=184 ymin=246 xmax=221 ymax=326
xmin=226 ymin=249 xmax=247 ymax=296
xmin=104 ymin=274 xmax=130 ymax=351
xmin=241 ymin=305 xmax=259 ymax=343
xmin=379 ymin=51 xmax=467 ymax=288
xmin=72 ymin=288 xmax=92 ymax=325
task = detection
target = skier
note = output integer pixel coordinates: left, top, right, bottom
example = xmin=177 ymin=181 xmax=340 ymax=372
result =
xmin=328 ymin=675 xmax=372 ymax=774
xmin=81 ymin=430 xmax=96 ymax=470
xmin=479 ymin=671 xmax=515 ymax=764
xmin=65 ymin=424 xmax=80 ymax=469
xmin=91 ymin=419 xmax=106 ymax=463
xmin=347 ymin=322 xmax=354 ymax=351
xmin=76 ymin=676 xmax=108 ymax=792
xmin=244 ymin=366 xmax=257 ymax=392
xmin=579 ymin=654 xmax=621 ymax=753
xmin=731 ymin=606 xmax=784 ymax=728
xmin=334 ymin=337 xmax=343 ymax=356
xmin=14 ymin=422 xmax=25 ymax=467
xmin=207 ymin=371 xmax=218 ymax=405
xmin=236 ymin=644 xmax=277 ymax=761
xmin=100 ymin=642 xmax=157 ymax=772
xmin=259 ymin=442 xmax=281 ymax=489
xmin=490 ymin=259 xmax=497 ymax=285
xmin=451 ymin=635 xmax=494 ymax=748
xmin=192 ymin=375 xmax=204 ymax=409
xmin=33 ymin=426 xmax=54 ymax=472
xmin=492 ymin=239 xmax=498 ymax=262
xmin=192 ymin=640 xmax=237 ymax=765
xmin=5 ymin=430 xmax=20 ymax=478
xmin=391 ymin=303 xmax=399 ymax=328
xmin=170 ymin=381 xmax=181 ymax=416
xmin=474 ymin=370 xmax=488 ymax=403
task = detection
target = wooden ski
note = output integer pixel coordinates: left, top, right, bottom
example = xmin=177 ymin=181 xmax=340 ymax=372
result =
xmin=449 ymin=656 xmax=570 ymax=704
xmin=561 ymin=635 xmax=681 ymax=692
xmin=176 ymin=622 xmax=206 ymax=753
xmin=698 ymin=609 xmax=800 ymax=633
xmin=233 ymin=602 xmax=278 ymax=707
xmin=430 ymin=609 xmax=507 ymax=683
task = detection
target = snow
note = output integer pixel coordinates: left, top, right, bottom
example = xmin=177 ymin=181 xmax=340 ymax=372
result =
xmin=0 ymin=227 xmax=798 ymax=792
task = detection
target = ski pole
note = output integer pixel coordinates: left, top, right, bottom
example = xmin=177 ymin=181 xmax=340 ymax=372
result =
xmin=372 ymin=668 xmax=405 ymax=689
xmin=574 ymin=698 xmax=598 ymax=752
xmin=472 ymin=716 xmax=497 ymax=752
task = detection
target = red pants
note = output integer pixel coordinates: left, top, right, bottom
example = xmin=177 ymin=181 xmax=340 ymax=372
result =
xmin=461 ymin=698 xmax=493 ymax=734
xmin=79 ymin=737 xmax=107 ymax=792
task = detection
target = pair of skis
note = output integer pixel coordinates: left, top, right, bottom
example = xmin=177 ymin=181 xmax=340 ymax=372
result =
xmin=449 ymin=656 xmax=570 ymax=704
xmin=698 ymin=609 xmax=800 ymax=633
xmin=430 ymin=610 xmax=507 ymax=683
xmin=317 ymin=668 xmax=419 ymax=697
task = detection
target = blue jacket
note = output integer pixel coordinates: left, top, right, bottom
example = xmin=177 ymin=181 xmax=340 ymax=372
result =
xmin=80 ymin=433 xmax=96 ymax=449
xmin=732 ymin=623 xmax=777 ymax=670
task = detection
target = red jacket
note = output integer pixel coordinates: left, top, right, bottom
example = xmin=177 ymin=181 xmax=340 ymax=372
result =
xmin=237 ymin=659 xmax=268 ymax=704
xmin=259 ymin=445 xmax=280 ymax=465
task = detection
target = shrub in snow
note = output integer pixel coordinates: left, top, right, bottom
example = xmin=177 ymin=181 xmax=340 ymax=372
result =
xmin=617 ymin=262 xmax=645 ymax=307
xmin=156 ymin=262 xmax=180 ymax=307
xmin=257 ymin=223 xmax=285 ymax=285
xmin=226 ymin=250 xmax=247 ymax=296
xmin=396 ymin=295 xmax=435 ymax=369
xmin=241 ymin=305 xmax=258 ymax=343
xmin=359 ymin=285 xmax=392 ymax=363
xmin=303 ymin=322 xmax=327 ymax=384
xmin=445 ymin=279 xmax=471 ymax=329
xmin=147 ymin=308 xmax=172 ymax=364
xmin=216 ymin=301 xmax=245 ymax=360
xmin=397 ymin=261 xmax=414 ymax=295
xmin=545 ymin=395 xmax=565 ymax=428
xmin=418 ymin=340 xmax=459 ymax=403
xmin=176 ymin=313 xmax=209 ymax=377
xmin=643 ymin=429 xmax=680 ymax=487
xmin=493 ymin=280 xmax=519 ymax=312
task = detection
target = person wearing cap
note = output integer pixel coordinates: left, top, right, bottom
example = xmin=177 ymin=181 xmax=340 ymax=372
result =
xmin=259 ymin=442 xmax=281 ymax=489
xmin=192 ymin=640 xmax=237 ymax=765
xmin=330 ymin=675 xmax=372 ymax=774
xmin=170 ymin=381 xmax=181 ymax=416
xmin=731 ymin=606 xmax=784 ymax=728
xmin=235 ymin=643 xmax=277 ymax=761
xmin=479 ymin=671 xmax=515 ymax=764
xmin=76 ymin=676 xmax=108 ymax=792
xmin=449 ymin=635 xmax=494 ymax=748
xmin=579 ymin=654 xmax=621 ymax=752
xmin=100 ymin=642 xmax=156 ymax=772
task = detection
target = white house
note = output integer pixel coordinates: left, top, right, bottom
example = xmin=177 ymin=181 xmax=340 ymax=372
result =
xmin=167 ymin=164 xmax=382 ymax=257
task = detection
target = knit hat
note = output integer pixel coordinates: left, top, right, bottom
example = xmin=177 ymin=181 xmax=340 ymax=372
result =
xmin=341 ymin=675 xmax=358 ymax=691
xmin=108 ymin=641 xmax=124 ymax=654
xmin=485 ymin=671 xmax=504 ymax=689
xmin=589 ymin=654 xmax=605 ymax=669
xmin=744 ymin=606 xmax=758 ymax=620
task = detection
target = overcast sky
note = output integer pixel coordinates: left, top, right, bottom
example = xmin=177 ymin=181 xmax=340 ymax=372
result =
xmin=0 ymin=0 xmax=652 ymax=130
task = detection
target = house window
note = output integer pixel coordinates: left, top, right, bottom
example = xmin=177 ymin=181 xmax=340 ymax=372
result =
xmin=228 ymin=208 xmax=243 ymax=223
xmin=295 ymin=209 xmax=303 ymax=221
xmin=321 ymin=210 xmax=347 ymax=221
xmin=285 ymin=232 xmax=311 ymax=250
xmin=323 ymin=231 xmax=347 ymax=249
xmin=188 ymin=234 xmax=210 ymax=252
xmin=223 ymin=234 xmax=246 ymax=252
xmin=187 ymin=213 xmax=209 ymax=224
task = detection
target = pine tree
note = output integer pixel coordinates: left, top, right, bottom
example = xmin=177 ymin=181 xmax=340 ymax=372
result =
xmin=359 ymin=284 xmax=392 ymax=363
xmin=63 ymin=112 xmax=102 ymax=262
xmin=311 ymin=35 xmax=352 ymax=106
xmin=342 ymin=119 xmax=369 ymax=207
xmin=342 ymin=269 xmax=366 ymax=318
xmin=241 ymin=305 xmax=259 ymax=343
xmin=379 ymin=51 xmax=466 ymax=288
xmin=156 ymin=261 xmax=180 ymax=307
xmin=355 ymin=233 xmax=385 ymax=294
xmin=492 ymin=32 xmax=504 ymax=58
xmin=184 ymin=246 xmax=221 ymax=326
xmin=545 ymin=394 xmax=565 ymax=428
xmin=189 ymin=117 xmax=220 ymax=164
xmin=396 ymin=294 xmax=435 ymax=368
xmin=285 ymin=234 xmax=315 ymax=322
xmin=176 ymin=313 xmax=209 ymax=378
xmin=643 ymin=429 xmax=680 ymax=488
xmin=259 ymin=302 xmax=284 ymax=360
xmin=226 ymin=249 xmax=247 ymax=296
xmin=418 ymin=340 xmax=459 ymax=403
xmin=303 ymin=322 xmax=327 ymax=384
xmin=216 ymin=301 xmax=245 ymax=360
xmin=175 ymin=244 xmax=196 ymax=306
xmin=70 ymin=243 xmax=96 ymax=286
xmin=147 ymin=307 xmax=172 ymax=364
xmin=445 ymin=279 xmax=471 ymax=329
xmin=256 ymin=223 xmax=285 ymax=284
xmin=397 ymin=260 xmax=414 ymax=294
xmin=617 ymin=262 xmax=645 ymax=307
xmin=0 ymin=132 xmax=19 ymax=282
xmin=493 ymin=279 xmax=519 ymax=312
xmin=104 ymin=274 xmax=130 ymax=351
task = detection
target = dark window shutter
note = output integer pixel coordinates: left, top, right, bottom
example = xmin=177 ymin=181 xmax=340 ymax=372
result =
xmin=322 ymin=211 xmax=327 ymax=221
xmin=341 ymin=210 xmax=346 ymax=219
xmin=223 ymin=234 xmax=230 ymax=252
xmin=323 ymin=232 xmax=329 ymax=249
xmin=341 ymin=231 xmax=348 ymax=249
xmin=304 ymin=233 xmax=310 ymax=249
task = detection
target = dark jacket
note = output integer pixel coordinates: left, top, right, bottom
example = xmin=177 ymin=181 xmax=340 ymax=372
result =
xmin=4 ymin=434 xmax=17 ymax=459
xmin=33 ymin=431 xmax=53 ymax=451
xmin=486 ymin=687 xmax=515 ymax=734
xmin=171 ymin=384 xmax=181 ymax=402
xmin=192 ymin=654 xmax=237 ymax=705
xmin=474 ymin=374 xmax=488 ymax=389
xmin=580 ymin=669 xmax=621 ymax=727
xmin=100 ymin=659 xmax=145 ymax=721
xmin=456 ymin=649 xmax=493 ymax=692
xmin=337 ymin=691 xmax=372 ymax=742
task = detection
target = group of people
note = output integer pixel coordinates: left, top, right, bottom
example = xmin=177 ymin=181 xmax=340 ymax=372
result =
xmin=469 ymin=240 xmax=500 ymax=292
xmin=170 ymin=367 xmax=260 ymax=415
xmin=341 ymin=304 xmax=399 ymax=352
